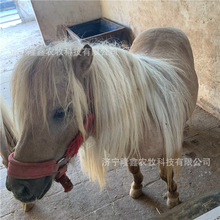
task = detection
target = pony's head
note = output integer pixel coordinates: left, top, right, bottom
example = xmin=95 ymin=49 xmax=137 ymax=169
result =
xmin=6 ymin=43 xmax=94 ymax=203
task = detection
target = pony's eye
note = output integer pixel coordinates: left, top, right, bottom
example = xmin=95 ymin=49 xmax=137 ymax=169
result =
xmin=53 ymin=108 xmax=65 ymax=120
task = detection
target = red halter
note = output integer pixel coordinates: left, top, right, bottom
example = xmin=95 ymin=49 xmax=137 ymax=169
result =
xmin=7 ymin=112 xmax=95 ymax=192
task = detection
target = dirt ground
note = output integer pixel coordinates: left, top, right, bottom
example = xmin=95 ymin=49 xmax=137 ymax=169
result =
xmin=0 ymin=21 xmax=219 ymax=220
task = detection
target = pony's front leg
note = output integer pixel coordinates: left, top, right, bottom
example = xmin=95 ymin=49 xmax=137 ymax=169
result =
xmin=128 ymin=163 xmax=143 ymax=199
xmin=159 ymin=164 xmax=180 ymax=208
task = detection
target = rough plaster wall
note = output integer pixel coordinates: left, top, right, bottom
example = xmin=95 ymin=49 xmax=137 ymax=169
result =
xmin=31 ymin=0 xmax=102 ymax=44
xmin=101 ymin=0 xmax=220 ymax=120
xmin=14 ymin=0 xmax=35 ymax=22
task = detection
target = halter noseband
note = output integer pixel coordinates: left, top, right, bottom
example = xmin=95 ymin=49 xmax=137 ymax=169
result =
xmin=7 ymin=112 xmax=94 ymax=192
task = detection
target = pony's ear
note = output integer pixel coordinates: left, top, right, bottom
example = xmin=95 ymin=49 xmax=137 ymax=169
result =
xmin=76 ymin=44 xmax=93 ymax=75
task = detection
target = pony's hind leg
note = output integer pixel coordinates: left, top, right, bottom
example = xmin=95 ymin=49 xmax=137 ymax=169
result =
xmin=159 ymin=164 xmax=180 ymax=208
xmin=128 ymin=163 xmax=143 ymax=199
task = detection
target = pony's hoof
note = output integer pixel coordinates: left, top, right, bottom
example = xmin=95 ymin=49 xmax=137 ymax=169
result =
xmin=167 ymin=197 xmax=181 ymax=208
xmin=21 ymin=202 xmax=35 ymax=212
xmin=166 ymin=192 xmax=181 ymax=208
xmin=129 ymin=188 xmax=143 ymax=199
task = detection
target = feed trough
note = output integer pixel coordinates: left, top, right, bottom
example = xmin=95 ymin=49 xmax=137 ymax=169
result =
xmin=66 ymin=18 xmax=129 ymax=44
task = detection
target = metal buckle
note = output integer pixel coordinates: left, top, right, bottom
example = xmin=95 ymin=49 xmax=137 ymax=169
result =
xmin=57 ymin=157 xmax=65 ymax=164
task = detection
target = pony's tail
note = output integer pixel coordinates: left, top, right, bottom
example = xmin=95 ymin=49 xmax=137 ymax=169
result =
xmin=0 ymin=96 xmax=17 ymax=168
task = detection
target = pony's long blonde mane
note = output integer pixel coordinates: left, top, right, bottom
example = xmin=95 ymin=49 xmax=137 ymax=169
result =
xmin=11 ymin=42 xmax=194 ymax=187
xmin=0 ymin=96 xmax=18 ymax=167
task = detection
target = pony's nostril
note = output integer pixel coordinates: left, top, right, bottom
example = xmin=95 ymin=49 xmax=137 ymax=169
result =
xmin=15 ymin=184 xmax=31 ymax=198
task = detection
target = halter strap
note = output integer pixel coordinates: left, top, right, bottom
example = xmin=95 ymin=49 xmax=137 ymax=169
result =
xmin=7 ymin=112 xmax=95 ymax=192
xmin=7 ymin=153 xmax=59 ymax=179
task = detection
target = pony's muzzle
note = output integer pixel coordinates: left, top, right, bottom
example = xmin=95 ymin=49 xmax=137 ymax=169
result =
xmin=6 ymin=176 xmax=52 ymax=203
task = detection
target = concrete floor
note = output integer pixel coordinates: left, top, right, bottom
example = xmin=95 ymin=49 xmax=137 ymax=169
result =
xmin=0 ymin=21 xmax=220 ymax=220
